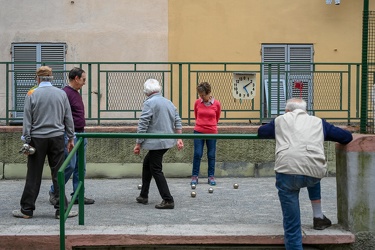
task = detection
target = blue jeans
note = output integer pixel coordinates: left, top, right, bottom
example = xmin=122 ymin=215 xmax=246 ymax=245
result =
xmin=50 ymin=135 xmax=88 ymax=196
xmin=275 ymin=172 xmax=321 ymax=250
xmin=307 ymin=181 xmax=321 ymax=201
xmin=192 ymin=130 xmax=217 ymax=177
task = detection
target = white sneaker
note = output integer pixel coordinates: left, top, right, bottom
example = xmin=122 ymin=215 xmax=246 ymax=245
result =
xmin=55 ymin=210 xmax=78 ymax=219
xmin=12 ymin=210 xmax=32 ymax=219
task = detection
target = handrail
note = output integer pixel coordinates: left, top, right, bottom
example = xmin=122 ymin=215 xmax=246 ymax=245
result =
xmin=58 ymin=137 xmax=83 ymax=250
xmin=78 ymin=133 xmax=260 ymax=139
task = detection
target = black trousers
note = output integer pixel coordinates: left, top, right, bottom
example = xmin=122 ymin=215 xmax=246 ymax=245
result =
xmin=140 ymin=149 xmax=173 ymax=202
xmin=20 ymin=135 xmax=68 ymax=216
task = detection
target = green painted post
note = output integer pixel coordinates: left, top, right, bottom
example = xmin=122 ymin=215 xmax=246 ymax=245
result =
xmin=360 ymin=0 xmax=369 ymax=133
xmin=259 ymin=63 xmax=264 ymax=123
xmin=179 ymin=63 xmax=183 ymax=119
xmin=88 ymin=63 xmax=92 ymax=119
xmin=78 ymin=137 xmax=85 ymax=225
xmin=356 ymin=64 xmax=360 ymax=118
xmin=268 ymin=64 xmax=272 ymax=117
xmin=59 ymin=170 xmax=65 ymax=250
xmin=5 ymin=63 xmax=9 ymax=125
xmin=188 ymin=63 xmax=191 ymax=125
xmin=57 ymin=138 xmax=84 ymax=249
xmin=97 ymin=64 xmax=101 ymax=125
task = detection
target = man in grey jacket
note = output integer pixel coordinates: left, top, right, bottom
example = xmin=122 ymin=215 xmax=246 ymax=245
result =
xmin=13 ymin=66 xmax=78 ymax=219
xmin=258 ymin=98 xmax=352 ymax=250
xmin=134 ymin=79 xmax=184 ymax=209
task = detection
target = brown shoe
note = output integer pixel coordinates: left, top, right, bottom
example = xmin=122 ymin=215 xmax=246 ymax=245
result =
xmin=313 ymin=215 xmax=332 ymax=230
xmin=136 ymin=196 xmax=148 ymax=204
xmin=155 ymin=200 xmax=174 ymax=209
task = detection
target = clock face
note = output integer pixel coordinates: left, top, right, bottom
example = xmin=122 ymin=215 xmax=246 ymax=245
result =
xmin=232 ymin=73 xmax=256 ymax=99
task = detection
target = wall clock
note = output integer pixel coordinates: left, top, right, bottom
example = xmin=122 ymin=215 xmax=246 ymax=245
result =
xmin=232 ymin=73 xmax=256 ymax=100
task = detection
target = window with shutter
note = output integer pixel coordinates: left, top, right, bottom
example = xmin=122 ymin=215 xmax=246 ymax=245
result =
xmin=262 ymin=44 xmax=313 ymax=117
xmin=287 ymin=45 xmax=313 ymax=112
xmin=11 ymin=43 xmax=66 ymax=119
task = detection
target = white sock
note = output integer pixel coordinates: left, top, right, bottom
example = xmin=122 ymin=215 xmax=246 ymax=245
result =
xmin=311 ymin=202 xmax=324 ymax=219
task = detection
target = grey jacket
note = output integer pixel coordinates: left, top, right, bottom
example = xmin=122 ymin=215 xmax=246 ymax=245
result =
xmin=136 ymin=93 xmax=182 ymax=150
xmin=22 ymin=82 xmax=74 ymax=143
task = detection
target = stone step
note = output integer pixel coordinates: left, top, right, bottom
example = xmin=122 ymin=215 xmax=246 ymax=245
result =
xmin=0 ymin=224 xmax=355 ymax=250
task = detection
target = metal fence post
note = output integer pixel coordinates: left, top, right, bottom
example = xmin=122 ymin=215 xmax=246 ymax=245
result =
xmin=360 ymin=0 xmax=369 ymax=133
xmin=179 ymin=63 xmax=183 ymax=119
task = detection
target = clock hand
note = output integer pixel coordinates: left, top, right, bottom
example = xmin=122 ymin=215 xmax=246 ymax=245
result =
xmin=243 ymin=86 xmax=249 ymax=95
xmin=244 ymin=82 xmax=251 ymax=88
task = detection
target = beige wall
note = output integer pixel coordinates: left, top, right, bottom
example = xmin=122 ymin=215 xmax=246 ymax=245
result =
xmin=2 ymin=0 xmax=362 ymax=63
xmin=0 ymin=0 xmax=168 ymax=62
xmin=167 ymin=0 xmax=367 ymax=122
xmin=168 ymin=0 xmax=363 ymax=62
xmin=0 ymin=0 xmax=168 ymax=121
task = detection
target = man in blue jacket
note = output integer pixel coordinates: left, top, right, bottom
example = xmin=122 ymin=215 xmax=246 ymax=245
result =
xmin=258 ymin=98 xmax=352 ymax=250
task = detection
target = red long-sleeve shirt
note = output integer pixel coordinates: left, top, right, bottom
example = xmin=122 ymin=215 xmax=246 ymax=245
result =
xmin=194 ymin=98 xmax=221 ymax=134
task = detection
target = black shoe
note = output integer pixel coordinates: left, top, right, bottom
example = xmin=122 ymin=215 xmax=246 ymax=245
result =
xmin=49 ymin=191 xmax=57 ymax=206
xmin=313 ymin=215 xmax=332 ymax=230
xmin=136 ymin=196 xmax=148 ymax=204
xmin=73 ymin=197 xmax=95 ymax=205
xmin=155 ymin=200 xmax=174 ymax=209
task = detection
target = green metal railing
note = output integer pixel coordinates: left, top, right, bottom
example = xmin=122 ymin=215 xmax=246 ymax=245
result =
xmin=58 ymin=132 xmax=260 ymax=250
xmin=57 ymin=137 xmax=84 ymax=248
xmin=0 ymin=61 xmax=363 ymax=127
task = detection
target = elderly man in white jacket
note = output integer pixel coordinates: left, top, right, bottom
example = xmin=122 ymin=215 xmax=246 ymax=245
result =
xmin=258 ymin=98 xmax=352 ymax=250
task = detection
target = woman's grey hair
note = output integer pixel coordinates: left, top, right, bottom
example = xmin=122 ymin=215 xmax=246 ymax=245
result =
xmin=285 ymin=98 xmax=307 ymax=112
xmin=143 ymin=79 xmax=161 ymax=95
xmin=38 ymin=75 xmax=54 ymax=82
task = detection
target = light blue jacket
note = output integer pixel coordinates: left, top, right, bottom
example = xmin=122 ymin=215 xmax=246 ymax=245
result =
xmin=136 ymin=93 xmax=182 ymax=150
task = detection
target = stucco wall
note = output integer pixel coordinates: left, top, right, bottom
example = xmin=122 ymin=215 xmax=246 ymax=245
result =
xmin=168 ymin=0 xmax=363 ymax=62
xmin=0 ymin=0 xmax=168 ymax=62
xmin=0 ymin=0 xmax=169 ymax=120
